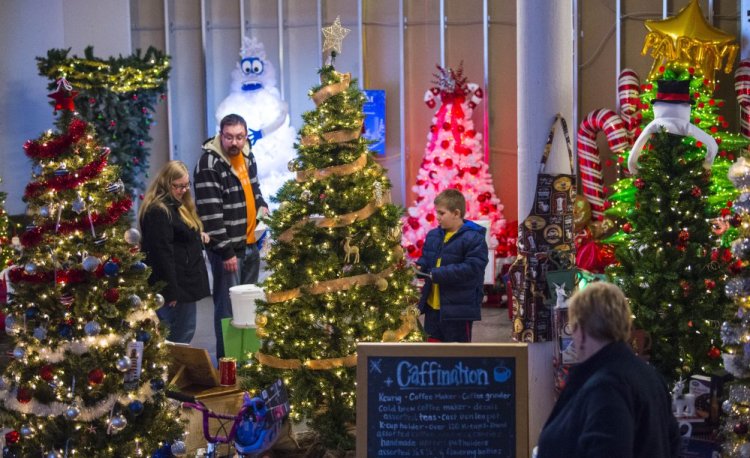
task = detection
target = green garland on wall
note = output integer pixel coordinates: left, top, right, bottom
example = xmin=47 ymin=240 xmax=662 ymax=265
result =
xmin=37 ymin=46 xmax=170 ymax=199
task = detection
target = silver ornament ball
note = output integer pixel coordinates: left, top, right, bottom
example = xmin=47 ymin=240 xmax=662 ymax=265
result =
xmin=24 ymin=263 xmax=37 ymax=274
xmin=64 ymin=403 xmax=81 ymax=420
xmin=12 ymin=347 xmax=25 ymax=359
xmin=116 ymin=356 xmax=131 ymax=372
xmin=154 ymin=294 xmax=165 ymax=307
xmin=124 ymin=228 xmax=141 ymax=245
xmin=20 ymin=425 xmax=33 ymax=437
xmin=109 ymin=414 xmax=127 ymax=432
xmin=129 ymin=294 xmax=142 ymax=308
xmin=170 ymin=440 xmax=187 ymax=455
xmin=82 ymin=255 xmax=101 ymax=272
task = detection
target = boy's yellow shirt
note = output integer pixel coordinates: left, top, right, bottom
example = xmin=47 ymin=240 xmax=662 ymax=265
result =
xmin=427 ymin=231 xmax=455 ymax=310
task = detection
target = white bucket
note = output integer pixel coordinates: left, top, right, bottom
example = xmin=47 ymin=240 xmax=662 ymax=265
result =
xmin=229 ymin=284 xmax=265 ymax=327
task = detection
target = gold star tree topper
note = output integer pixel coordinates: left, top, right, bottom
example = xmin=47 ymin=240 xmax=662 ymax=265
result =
xmin=322 ymin=16 xmax=351 ymax=55
xmin=641 ymin=0 xmax=737 ymax=85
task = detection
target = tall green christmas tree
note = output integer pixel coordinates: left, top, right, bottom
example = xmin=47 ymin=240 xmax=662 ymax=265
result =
xmin=239 ymin=18 xmax=420 ymax=451
xmin=608 ymin=128 xmax=731 ymax=379
xmin=0 ymin=183 xmax=11 ymax=270
xmin=0 ymin=80 xmax=183 ymax=456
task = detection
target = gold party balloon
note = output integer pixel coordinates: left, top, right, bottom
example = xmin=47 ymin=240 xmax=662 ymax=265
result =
xmin=573 ymin=195 xmax=592 ymax=232
xmin=641 ymin=0 xmax=737 ymax=86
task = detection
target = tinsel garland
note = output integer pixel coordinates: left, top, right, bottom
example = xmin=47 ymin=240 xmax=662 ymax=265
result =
xmin=23 ymin=118 xmax=87 ymax=159
xmin=24 ymin=151 xmax=109 ymax=199
xmin=296 ymin=153 xmax=367 ymax=182
xmin=0 ymin=379 xmax=159 ymax=421
xmin=11 ymin=309 xmax=158 ymax=364
xmin=20 ymin=197 xmax=132 ymax=249
xmin=300 ymin=120 xmax=363 ymax=147
xmin=311 ymin=72 xmax=351 ymax=106
xmin=278 ymin=195 xmax=389 ymax=243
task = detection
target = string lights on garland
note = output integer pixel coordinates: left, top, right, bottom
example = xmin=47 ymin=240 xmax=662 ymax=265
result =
xmin=37 ymin=46 xmax=170 ymax=201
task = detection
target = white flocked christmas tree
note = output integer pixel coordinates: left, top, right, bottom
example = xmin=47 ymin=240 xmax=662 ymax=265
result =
xmin=402 ymin=65 xmax=512 ymax=260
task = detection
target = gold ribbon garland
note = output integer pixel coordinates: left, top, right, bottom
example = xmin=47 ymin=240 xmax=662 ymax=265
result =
xmin=300 ymin=120 xmax=363 ymax=147
xmin=255 ymin=306 xmax=418 ymax=371
xmin=278 ymin=193 xmax=391 ymax=243
xmin=265 ymin=257 xmax=400 ymax=303
xmin=296 ymin=153 xmax=368 ymax=182
xmin=311 ymin=72 xmax=352 ymax=106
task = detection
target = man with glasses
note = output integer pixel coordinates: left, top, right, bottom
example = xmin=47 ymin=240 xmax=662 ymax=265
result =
xmin=194 ymin=113 xmax=269 ymax=359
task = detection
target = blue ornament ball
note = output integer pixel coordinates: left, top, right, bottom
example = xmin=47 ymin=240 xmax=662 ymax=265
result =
xmin=150 ymin=378 xmax=165 ymax=391
xmin=103 ymin=261 xmax=120 ymax=277
xmin=58 ymin=325 xmax=73 ymax=339
xmin=150 ymin=444 xmax=172 ymax=458
xmin=131 ymin=261 xmax=147 ymax=273
xmin=128 ymin=400 xmax=144 ymax=415
xmin=25 ymin=307 xmax=39 ymax=319
xmin=84 ymin=321 xmax=101 ymax=336
xmin=24 ymin=263 xmax=37 ymax=275
xmin=33 ymin=327 xmax=47 ymax=341
xmin=136 ymin=330 xmax=151 ymax=342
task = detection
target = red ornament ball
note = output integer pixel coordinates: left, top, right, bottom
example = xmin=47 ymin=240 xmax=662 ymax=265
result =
xmin=4 ymin=430 xmax=19 ymax=444
xmin=88 ymin=368 xmax=105 ymax=385
xmin=707 ymin=346 xmax=721 ymax=359
xmin=734 ymin=421 xmax=749 ymax=435
xmin=442 ymin=122 xmax=451 ymax=131
xmin=416 ymin=239 xmax=424 ymax=249
xmin=408 ymin=217 xmax=420 ymax=230
xmin=466 ymin=130 xmax=476 ymax=138
xmin=433 ymin=157 xmax=441 ymax=166
xmin=678 ymin=230 xmax=690 ymax=243
xmin=16 ymin=387 xmax=32 ymax=404
xmin=444 ymin=158 xmax=453 ymax=167
xmin=622 ymin=223 xmax=632 ymax=233
xmin=426 ymin=213 xmax=435 ymax=222
xmin=704 ymin=279 xmax=716 ymax=290
xmin=104 ymin=288 xmax=120 ymax=303
xmin=690 ymin=186 xmax=702 ymax=197
xmin=634 ymin=178 xmax=645 ymax=190
xmin=440 ymin=140 xmax=450 ymax=149
xmin=40 ymin=364 xmax=54 ymax=382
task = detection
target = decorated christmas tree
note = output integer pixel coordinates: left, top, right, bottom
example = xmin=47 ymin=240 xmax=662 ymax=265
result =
xmin=401 ymin=65 xmax=513 ymax=260
xmin=0 ymin=183 xmax=11 ymax=270
xmin=37 ymin=46 xmax=170 ymax=201
xmin=0 ymin=79 xmax=183 ymax=456
xmin=720 ymin=156 xmax=750 ymax=457
xmin=607 ymin=126 xmax=731 ymax=379
xmin=604 ymin=1 xmax=747 ymax=381
xmin=239 ymin=18 xmax=420 ymax=451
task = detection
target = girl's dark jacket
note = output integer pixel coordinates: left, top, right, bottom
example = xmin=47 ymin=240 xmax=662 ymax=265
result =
xmin=416 ymin=220 xmax=488 ymax=321
xmin=140 ymin=197 xmax=211 ymax=304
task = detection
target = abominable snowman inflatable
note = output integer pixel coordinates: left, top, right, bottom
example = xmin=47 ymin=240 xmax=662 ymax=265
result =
xmin=216 ymin=37 xmax=296 ymax=208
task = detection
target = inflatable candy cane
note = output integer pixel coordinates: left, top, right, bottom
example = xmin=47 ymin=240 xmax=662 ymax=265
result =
xmin=576 ymin=70 xmax=640 ymax=221
xmin=577 ymin=109 xmax=629 ymax=220
xmin=735 ymin=60 xmax=750 ymax=140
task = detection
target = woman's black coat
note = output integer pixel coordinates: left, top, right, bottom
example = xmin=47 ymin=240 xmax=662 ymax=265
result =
xmin=140 ymin=198 xmax=210 ymax=304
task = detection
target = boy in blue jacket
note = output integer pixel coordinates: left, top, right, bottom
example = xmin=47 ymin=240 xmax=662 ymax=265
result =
xmin=415 ymin=189 xmax=489 ymax=342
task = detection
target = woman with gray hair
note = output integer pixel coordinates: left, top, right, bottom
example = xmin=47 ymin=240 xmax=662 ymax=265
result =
xmin=535 ymin=282 xmax=680 ymax=458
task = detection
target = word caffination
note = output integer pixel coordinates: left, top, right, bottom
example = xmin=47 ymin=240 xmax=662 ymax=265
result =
xmin=397 ymin=361 xmax=489 ymax=388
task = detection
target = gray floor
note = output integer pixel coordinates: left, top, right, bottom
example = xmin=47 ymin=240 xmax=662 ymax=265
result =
xmin=189 ymin=276 xmax=515 ymax=366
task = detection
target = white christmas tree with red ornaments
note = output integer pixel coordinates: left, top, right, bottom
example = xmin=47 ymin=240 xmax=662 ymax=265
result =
xmin=402 ymin=65 xmax=512 ymax=259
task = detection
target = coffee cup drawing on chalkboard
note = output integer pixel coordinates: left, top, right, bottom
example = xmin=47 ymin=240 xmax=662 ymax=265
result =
xmin=493 ymin=365 xmax=512 ymax=383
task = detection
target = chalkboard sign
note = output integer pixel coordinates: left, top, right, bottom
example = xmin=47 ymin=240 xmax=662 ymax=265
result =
xmin=357 ymin=343 xmax=530 ymax=458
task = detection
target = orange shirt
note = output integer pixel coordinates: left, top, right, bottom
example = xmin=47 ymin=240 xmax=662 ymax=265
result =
xmin=229 ymin=153 xmax=257 ymax=244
